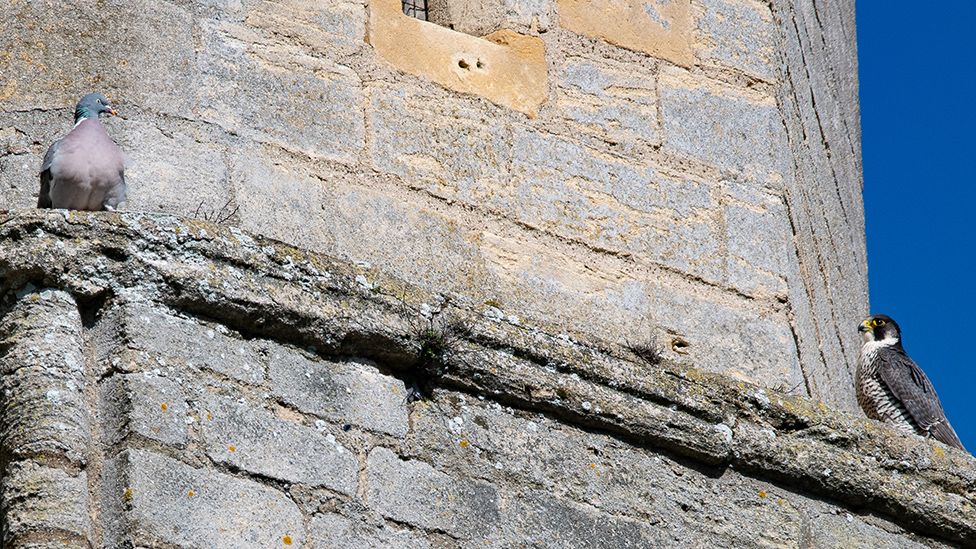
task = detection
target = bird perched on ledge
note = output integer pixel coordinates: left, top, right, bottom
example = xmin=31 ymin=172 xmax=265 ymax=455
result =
xmin=856 ymin=315 xmax=966 ymax=451
xmin=38 ymin=93 xmax=126 ymax=211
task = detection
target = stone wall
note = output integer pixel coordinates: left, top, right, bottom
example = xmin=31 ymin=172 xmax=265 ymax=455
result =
xmin=0 ymin=0 xmax=867 ymax=409
xmin=0 ymin=211 xmax=970 ymax=548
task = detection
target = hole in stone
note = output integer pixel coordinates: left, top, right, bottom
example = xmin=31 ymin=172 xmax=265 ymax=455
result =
xmin=671 ymin=337 xmax=690 ymax=354
xmin=476 ymin=59 xmax=485 ymax=69
xmin=458 ymin=59 xmax=470 ymax=69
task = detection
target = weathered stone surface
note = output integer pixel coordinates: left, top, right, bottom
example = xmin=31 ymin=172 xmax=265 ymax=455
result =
xmin=97 ymin=301 xmax=264 ymax=384
xmin=723 ymin=183 xmax=791 ymax=297
xmin=0 ymin=0 xmax=196 ymax=114
xmin=99 ymin=373 xmax=189 ymax=448
xmin=659 ymin=70 xmax=789 ymax=177
xmin=0 ymin=212 xmax=968 ymax=546
xmin=694 ymin=0 xmax=778 ymax=81
xmin=429 ymin=0 xmax=554 ymax=35
xmin=201 ymin=394 xmax=358 ymax=494
xmin=230 ymin=148 xmax=337 ymax=252
xmin=506 ymin=128 xmax=721 ymax=273
xmin=118 ymin=119 xmax=232 ymax=216
xmin=366 ymin=447 xmax=500 ymax=538
xmin=1 ymin=462 xmax=90 ymax=547
xmin=772 ymin=0 xmax=869 ymax=412
xmin=557 ymin=0 xmax=694 ymax=66
xmin=103 ymin=449 xmax=305 ymax=548
xmin=555 ymin=56 xmax=661 ymax=150
xmin=410 ymin=392 xmax=951 ymax=547
xmin=196 ymin=18 xmax=366 ymax=164
xmin=367 ymin=82 xmax=515 ymax=203
xmin=0 ymin=289 xmax=90 ymax=466
xmin=0 ymin=0 xmax=868 ymax=418
xmin=488 ymin=491 xmax=660 ymax=548
xmin=369 ymin=0 xmax=548 ymax=116
xmin=309 ymin=513 xmax=431 ymax=549
xmin=269 ymin=345 xmax=410 ymax=437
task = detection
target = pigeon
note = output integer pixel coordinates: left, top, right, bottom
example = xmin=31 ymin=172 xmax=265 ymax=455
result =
xmin=38 ymin=93 xmax=126 ymax=211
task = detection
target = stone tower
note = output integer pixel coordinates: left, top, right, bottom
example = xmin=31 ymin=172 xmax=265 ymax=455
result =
xmin=0 ymin=1 xmax=971 ymax=547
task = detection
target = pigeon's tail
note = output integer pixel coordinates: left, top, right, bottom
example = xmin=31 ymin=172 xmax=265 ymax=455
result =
xmin=37 ymin=170 xmax=52 ymax=208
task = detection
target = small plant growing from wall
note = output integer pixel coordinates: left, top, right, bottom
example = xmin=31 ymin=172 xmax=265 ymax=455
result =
xmin=403 ymin=301 xmax=472 ymax=402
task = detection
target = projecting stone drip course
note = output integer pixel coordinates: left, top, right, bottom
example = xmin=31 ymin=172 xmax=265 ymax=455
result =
xmin=0 ymin=211 xmax=971 ymax=547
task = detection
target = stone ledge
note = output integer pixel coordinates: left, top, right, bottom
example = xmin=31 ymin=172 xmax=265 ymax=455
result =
xmin=0 ymin=209 xmax=973 ymax=545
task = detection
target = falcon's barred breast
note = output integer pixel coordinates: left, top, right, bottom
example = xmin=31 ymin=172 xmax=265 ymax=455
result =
xmin=855 ymin=315 xmax=966 ymax=451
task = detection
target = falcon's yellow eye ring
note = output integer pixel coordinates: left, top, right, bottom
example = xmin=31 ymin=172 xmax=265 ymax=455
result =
xmin=871 ymin=319 xmax=886 ymax=327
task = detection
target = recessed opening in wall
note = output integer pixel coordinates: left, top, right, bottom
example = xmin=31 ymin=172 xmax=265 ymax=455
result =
xmin=401 ymin=0 xmax=499 ymax=35
xmin=402 ymin=0 xmax=429 ymax=21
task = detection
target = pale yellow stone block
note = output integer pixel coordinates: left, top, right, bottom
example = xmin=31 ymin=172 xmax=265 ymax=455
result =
xmin=557 ymin=0 xmax=694 ymax=67
xmin=367 ymin=0 xmax=548 ymax=117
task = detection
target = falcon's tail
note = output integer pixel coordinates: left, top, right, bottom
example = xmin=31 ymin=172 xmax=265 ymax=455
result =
xmin=932 ymin=420 xmax=967 ymax=452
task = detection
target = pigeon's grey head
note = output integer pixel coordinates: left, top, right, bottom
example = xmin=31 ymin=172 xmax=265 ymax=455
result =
xmin=74 ymin=93 xmax=117 ymax=122
xmin=858 ymin=314 xmax=901 ymax=343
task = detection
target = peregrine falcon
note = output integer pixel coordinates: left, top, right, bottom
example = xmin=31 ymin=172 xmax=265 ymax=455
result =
xmin=855 ymin=315 xmax=966 ymax=451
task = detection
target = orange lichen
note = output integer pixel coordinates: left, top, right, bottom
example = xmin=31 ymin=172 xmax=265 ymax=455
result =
xmin=933 ymin=446 xmax=946 ymax=459
xmin=160 ymin=402 xmax=169 ymax=412
xmin=589 ymin=463 xmax=596 ymax=469
xmin=228 ymin=445 xmax=237 ymax=453
xmin=283 ymin=534 xmax=293 ymax=545
xmin=187 ymin=490 xmax=196 ymax=498
xmin=207 ymin=412 xmax=214 ymax=421
xmin=758 ymin=490 xmax=767 ymax=498
xmin=459 ymin=439 xmax=470 ymax=448
xmin=122 ymin=487 xmax=133 ymax=502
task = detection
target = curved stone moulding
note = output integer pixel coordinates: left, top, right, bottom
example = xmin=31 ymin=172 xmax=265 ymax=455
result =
xmin=0 ymin=210 xmax=972 ymax=547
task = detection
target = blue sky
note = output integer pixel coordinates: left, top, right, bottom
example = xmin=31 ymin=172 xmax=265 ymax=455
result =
xmin=857 ymin=2 xmax=975 ymax=450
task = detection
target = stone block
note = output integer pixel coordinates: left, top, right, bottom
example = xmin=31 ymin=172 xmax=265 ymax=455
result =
xmin=100 ymin=373 xmax=189 ymax=448
xmin=506 ymin=128 xmax=723 ymax=276
xmin=243 ymin=0 xmax=365 ymax=58
xmin=556 ymin=56 xmax=661 ymax=150
xmin=269 ymin=345 xmax=409 ymax=437
xmin=723 ymin=183 xmax=791 ymax=296
xmin=97 ymin=302 xmax=265 ymax=384
xmin=365 ymin=447 xmax=500 ymax=538
xmin=368 ymin=0 xmax=547 ymax=116
xmin=201 ymin=395 xmax=358 ymax=494
xmin=0 ymin=0 xmax=197 ymax=115
xmin=322 ymin=180 xmax=498 ymax=297
xmin=103 ymin=449 xmax=305 ymax=548
xmin=557 ymin=0 xmax=693 ymax=66
xmin=309 ymin=513 xmax=431 ymax=549
xmin=230 ymin=149 xmax=338 ymax=253
xmin=694 ymin=0 xmax=778 ymax=81
xmin=659 ymin=70 xmax=788 ymax=177
xmin=1 ymin=462 xmax=90 ymax=546
xmin=489 ymin=491 xmax=660 ymax=548
xmin=367 ymin=82 xmax=514 ymax=203
xmin=197 ymin=19 xmax=365 ymax=164
xmin=116 ymin=119 xmax=232 ymax=216
xmin=0 ymin=112 xmax=66 ymax=210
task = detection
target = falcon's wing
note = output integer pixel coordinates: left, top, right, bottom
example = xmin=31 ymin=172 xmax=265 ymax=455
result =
xmin=37 ymin=140 xmax=59 ymax=208
xmin=877 ymin=347 xmax=965 ymax=450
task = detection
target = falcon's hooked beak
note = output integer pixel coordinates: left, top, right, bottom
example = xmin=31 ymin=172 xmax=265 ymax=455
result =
xmin=858 ymin=322 xmax=870 ymax=333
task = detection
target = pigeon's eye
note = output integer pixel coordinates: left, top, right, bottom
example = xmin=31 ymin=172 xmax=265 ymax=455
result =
xmin=96 ymin=99 xmax=102 ymax=105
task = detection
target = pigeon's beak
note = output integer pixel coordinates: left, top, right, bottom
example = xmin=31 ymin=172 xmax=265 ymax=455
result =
xmin=107 ymin=107 xmax=118 ymax=116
